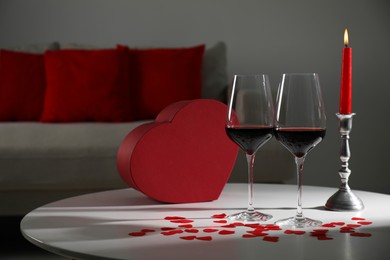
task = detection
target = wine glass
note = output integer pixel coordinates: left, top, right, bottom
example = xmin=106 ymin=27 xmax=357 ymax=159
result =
xmin=274 ymin=73 xmax=326 ymax=228
xmin=226 ymin=74 xmax=274 ymax=222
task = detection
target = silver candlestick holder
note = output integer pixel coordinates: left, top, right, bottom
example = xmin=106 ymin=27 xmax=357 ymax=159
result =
xmin=325 ymin=113 xmax=364 ymax=211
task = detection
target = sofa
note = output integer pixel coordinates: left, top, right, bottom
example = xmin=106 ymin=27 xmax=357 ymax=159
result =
xmin=0 ymin=42 xmax=293 ymax=216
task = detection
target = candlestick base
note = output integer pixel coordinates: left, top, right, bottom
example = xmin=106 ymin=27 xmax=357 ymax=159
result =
xmin=325 ymin=113 xmax=364 ymax=211
xmin=325 ymin=186 xmax=364 ymax=211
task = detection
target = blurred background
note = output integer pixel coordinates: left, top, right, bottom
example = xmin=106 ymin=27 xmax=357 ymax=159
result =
xmin=0 ymin=0 xmax=389 ymax=195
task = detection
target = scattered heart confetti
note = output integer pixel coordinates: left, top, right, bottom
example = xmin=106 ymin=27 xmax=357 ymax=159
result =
xmin=203 ymin=228 xmax=219 ymax=233
xmin=310 ymin=229 xmax=329 ymax=237
xmin=340 ymin=227 xmax=355 ymax=233
xmin=219 ymin=230 xmax=235 ymax=235
xmin=141 ymin=229 xmax=155 ymax=233
xmin=357 ymin=221 xmax=372 ymax=225
xmin=309 ymin=229 xmax=334 ymax=240
xmin=252 ymin=225 xmax=265 ymax=231
xmin=212 ymin=213 xmax=227 ymax=219
xmin=285 ymin=230 xmax=306 ymax=235
xmin=196 ymin=236 xmax=213 ymax=241
xmin=264 ymin=224 xmax=282 ymax=231
xmin=247 ymin=230 xmax=268 ymax=237
xmin=321 ymin=223 xmax=336 ymax=228
xmin=317 ymin=236 xmax=333 ymax=240
xmin=161 ymin=227 xmax=176 ymax=231
xmin=178 ymin=224 xmax=193 ymax=228
xmin=164 ymin=216 xmax=186 ymax=220
xmin=242 ymin=234 xmax=258 ymax=238
xmin=350 ymin=232 xmax=372 ymax=237
xmin=185 ymin=229 xmax=199 ymax=233
xmin=245 ymin=223 xmax=261 ymax=228
xmin=161 ymin=230 xmax=184 ymax=236
xmin=312 ymin=229 xmax=329 ymax=233
xmin=322 ymin=222 xmax=345 ymax=228
xmin=128 ymin=213 xmax=374 ymax=243
xmin=263 ymin=236 xmax=279 ymax=242
xmin=346 ymin=224 xmax=361 ymax=228
xmin=170 ymin=219 xmax=194 ymax=223
xmin=351 ymin=217 xmax=365 ymax=221
xmin=129 ymin=231 xmax=146 ymax=236
xmin=214 ymin=220 xmax=228 ymax=224
xmin=180 ymin=236 xmax=197 ymax=240
xmin=221 ymin=224 xmax=236 ymax=228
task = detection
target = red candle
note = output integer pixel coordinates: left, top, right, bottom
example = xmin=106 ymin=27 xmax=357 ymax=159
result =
xmin=340 ymin=29 xmax=352 ymax=114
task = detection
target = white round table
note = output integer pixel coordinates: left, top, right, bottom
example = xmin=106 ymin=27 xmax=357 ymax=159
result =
xmin=21 ymin=184 xmax=390 ymax=260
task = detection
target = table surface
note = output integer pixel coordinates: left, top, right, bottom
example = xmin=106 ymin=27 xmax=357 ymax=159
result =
xmin=21 ymin=183 xmax=390 ymax=260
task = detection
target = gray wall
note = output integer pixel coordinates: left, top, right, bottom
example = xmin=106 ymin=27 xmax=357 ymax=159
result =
xmin=1 ymin=0 xmax=389 ymax=193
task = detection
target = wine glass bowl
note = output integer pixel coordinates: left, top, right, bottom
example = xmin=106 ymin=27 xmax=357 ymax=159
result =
xmin=226 ymin=74 xmax=274 ymax=222
xmin=274 ymin=73 xmax=326 ymax=228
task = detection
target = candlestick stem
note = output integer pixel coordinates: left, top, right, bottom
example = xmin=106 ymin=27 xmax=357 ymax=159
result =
xmin=325 ymin=113 xmax=364 ymax=211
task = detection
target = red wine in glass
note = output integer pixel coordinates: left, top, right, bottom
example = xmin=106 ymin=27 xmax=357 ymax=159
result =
xmin=226 ymin=74 xmax=274 ymax=222
xmin=274 ymin=127 xmax=326 ymax=158
xmin=274 ymin=73 xmax=326 ymax=228
xmin=226 ymin=126 xmax=273 ymax=155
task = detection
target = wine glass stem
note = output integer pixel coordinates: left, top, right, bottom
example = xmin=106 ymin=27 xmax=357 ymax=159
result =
xmin=246 ymin=153 xmax=255 ymax=212
xmin=295 ymin=156 xmax=306 ymax=219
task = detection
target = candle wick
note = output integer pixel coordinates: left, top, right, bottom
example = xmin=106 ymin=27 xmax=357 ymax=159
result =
xmin=345 ymin=44 xmax=348 ymax=48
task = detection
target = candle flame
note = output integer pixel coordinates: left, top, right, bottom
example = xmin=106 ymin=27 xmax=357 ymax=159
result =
xmin=344 ymin=29 xmax=349 ymax=47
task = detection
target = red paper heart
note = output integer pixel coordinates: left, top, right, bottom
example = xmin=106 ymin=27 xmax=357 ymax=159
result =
xmin=178 ymin=224 xmax=193 ymax=228
xmin=350 ymin=232 xmax=372 ymax=237
xmin=351 ymin=217 xmax=365 ymax=221
xmin=219 ymin=230 xmax=235 ymax=235
xmin=263 ymin=236 xmax=279 ymax=242
xmin=245 ymin=223 xmax=261 ymax=228
xmin=317 ymin=236 xmax=333 ymax=240
xmin=196 ymin=236 xmax=213 ymax=241
xmin=214 ymin=220 xmax=227 ymax=224
xmin=117 ymin=99 xmax=238 ymax=203
xmin=332 ymin=222 xmax=345 ymax=226
xmin=161 ymin=227 xmax=176 ymax=231
xmin=180 ymin=236 xmax=197 ymax=240
xmin=170 ymin=219 xmax=194 ymax=224
xmin=321 ymin=223 xmax=336 ymax=228
xmin=310 ymin=229 xmax=329 ymax=236
xmin=285 ymin=230 xmax=306 ymax=235
xmin=247 ymin=230 xmax=268 ymax=237
xmin=242 ymin=234 xmax=258 ymax=238
xmin=128 ymin=231 xmax=146 ymax=236
xmin=264 ymin=224 xmax=282 ymax=231
xmin=164 ymin=216 xmax=186 ymax=220
xmin=212 ymin=213 xmax=227 ymax=219
xmin=221 ymin=224 xmax=236 ymax=228
xmin=185 ymin=229 xmax=199 ymax=233
xmin=203 ymin=228 xmax=219 ymax=233
xmin=357 ymin=221 xmax=372 ymax=225
xmin=141 ymin=229 xmax=155 ymax=233
xmin=161 ymin=230 xmax=183 ymax=236
xmin=346 ymin=224 xmax=361 ymax=228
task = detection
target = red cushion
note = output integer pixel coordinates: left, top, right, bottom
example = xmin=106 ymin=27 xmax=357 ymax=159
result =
xmin=0 ymin=50 xmax=46 ymax=121
xmin=41 ymin=49 xmax=133 ymax=122
xmin=120 ymin=45 xmax=205 ymax=119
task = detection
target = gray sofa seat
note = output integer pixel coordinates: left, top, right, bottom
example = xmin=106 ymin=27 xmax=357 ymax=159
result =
xmin=0 ymin=121 xmax=150 ymax=191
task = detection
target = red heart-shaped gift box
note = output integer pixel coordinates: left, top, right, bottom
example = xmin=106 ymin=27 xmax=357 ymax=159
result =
xmin=117 ymin=99 xmax=238 ymax=203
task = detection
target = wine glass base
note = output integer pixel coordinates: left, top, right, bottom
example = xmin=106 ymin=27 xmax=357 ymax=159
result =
xmin=275 ymin=216 xmax=322 ymax=228
xmin=228 ymin=210 xmax=272 ymax=222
